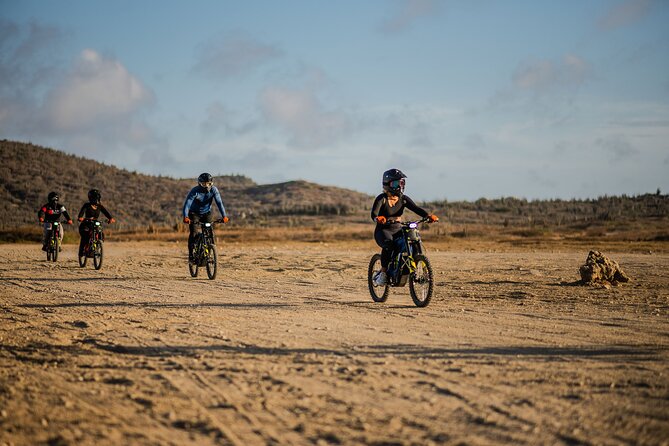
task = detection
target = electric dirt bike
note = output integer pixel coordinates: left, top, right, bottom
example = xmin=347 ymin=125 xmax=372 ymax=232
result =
xmin=79 ymin=220 xmax=105 ymax=270
xmin=45 ymin=221 xmax=62 ymax=262
xmin=189 ymin=219 xmax=224 ymax=280
xmin=368 ymin=217 xmax=435 ymax=307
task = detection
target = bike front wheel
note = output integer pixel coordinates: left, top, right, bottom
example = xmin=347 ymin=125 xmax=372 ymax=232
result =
xmin=206 ymin=244 xmax=217 ymax=280
xmin=52 ymin=237 xmax=59 ymax=262
xmin=368 ymin=254 xmax=389 ymax=303
xmin=93 ymin=241 xmax=103 ymax=270
xmin=409 ymin=254 xmax=434 ymax=307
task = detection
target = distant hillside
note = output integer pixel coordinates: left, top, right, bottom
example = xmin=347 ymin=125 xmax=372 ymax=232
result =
xmin=1 ymin=140 xmax=667 ymax=242
xmin=0 ymin=140 xmax=371 ymax=230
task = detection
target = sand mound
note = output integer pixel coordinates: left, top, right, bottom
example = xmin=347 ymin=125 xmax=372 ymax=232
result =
xmin=579 ymin=250 xmax=630 ymax=286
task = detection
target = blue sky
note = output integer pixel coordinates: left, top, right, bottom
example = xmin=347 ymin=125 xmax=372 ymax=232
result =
xmin=1 ymin=0 xmax=668 ymax=201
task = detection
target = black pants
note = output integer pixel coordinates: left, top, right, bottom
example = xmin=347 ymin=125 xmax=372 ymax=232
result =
xmin=78 ymin=221 xmax=94 ymax=256
xmin=188 ymin=212 xmax=214 ymax=257
xmin=374 ymin=223 xmax=402 ymax=268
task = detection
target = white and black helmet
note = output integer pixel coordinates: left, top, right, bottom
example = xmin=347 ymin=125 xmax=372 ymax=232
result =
xmin=198 ymin=172 xmax=213 ymax=191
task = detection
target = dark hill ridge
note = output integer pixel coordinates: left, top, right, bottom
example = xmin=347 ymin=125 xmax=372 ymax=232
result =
xmin=0 ymin=140 xmax=371 ymax=229
xmin=2 ymin=140 xmax=667 ymax=239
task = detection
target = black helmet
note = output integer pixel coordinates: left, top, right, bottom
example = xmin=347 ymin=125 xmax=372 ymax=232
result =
xmin=47 ymin=191 xmax=59 ymax=204
xmin=88 ymin=189 xmax=101 ymax=204
xmin=382 ymin=168 xmax=406 ymax=195
xmin=198 ymin=172 xmax=213 ymax=191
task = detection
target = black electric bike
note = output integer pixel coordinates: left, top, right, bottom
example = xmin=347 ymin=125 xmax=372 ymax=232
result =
xmin=189 ymin=220 xmax=224 ymax=280
xmin=45 ymin=221 xmax=62 ymax=262
xmin=79 ymin=220 xmax=104 ymax=270
xmin=368 ymin=217 xmax=435 ymax=307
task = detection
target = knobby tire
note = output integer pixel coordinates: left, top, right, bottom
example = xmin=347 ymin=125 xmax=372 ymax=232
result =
xmin=206 ymin=244 xmax=217 ymax=280
xmin=368 ymin=254 xmax=390 ymax=303
xmin=409 ymin=254 xmax=434 ymax=307
xmin=93 ymin=241 xmax=103 ymax=270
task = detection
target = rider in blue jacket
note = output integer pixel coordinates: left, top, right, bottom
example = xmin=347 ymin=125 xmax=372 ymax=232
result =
xmin=183 ymin=173 xmax=229 ymax=262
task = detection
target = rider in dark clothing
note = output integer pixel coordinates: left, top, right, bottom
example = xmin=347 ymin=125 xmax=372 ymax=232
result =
xmin=370 ymin=169 xmax=438 ymax=286
xmin=182 ymin=173 xmax=228 ymax=262
xmin=38 ymin=191 xmax=73 ymax=250
xmin=77 ymin=189 xmax=115 ymax=256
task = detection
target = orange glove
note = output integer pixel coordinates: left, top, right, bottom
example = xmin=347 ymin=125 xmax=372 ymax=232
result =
xmin=375 ymin=216 xmax=387 ymax=224
xmin=39 ymin=217 xmax=44 ymax=223
xmin=428 ymin=214 xmax=439 ymax=223
xmin=78 ymin=217 xmax=84 ymax=222
xmin=108 ymin=218 xmax=116 ymax=224
xmin=67 ymin=220 xmax=73 ymax=225
xmin=183 ymin=217 xmax=191 ymax=224
xmin=222 ymin=216 xmax=229 ymax=223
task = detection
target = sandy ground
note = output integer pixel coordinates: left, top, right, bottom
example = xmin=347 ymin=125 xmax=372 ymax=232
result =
xmin=0 ymin=239 xmax=668 ymax=446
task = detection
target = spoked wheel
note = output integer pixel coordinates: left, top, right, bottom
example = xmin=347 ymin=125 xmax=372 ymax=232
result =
xmin=93 ymin=241 xmax=103 ymax=270
xmin=368 ymin=254 xmax=389 ymax=303
xmin=206 ymin=244 xmax=217 ymax=280
xmin=52 ymin=237 xmax=59 ymax=262
xmin=409 ymin=254 xmax=434 ymax=307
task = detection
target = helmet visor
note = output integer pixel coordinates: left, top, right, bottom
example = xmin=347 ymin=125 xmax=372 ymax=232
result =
xmin=388 ymin=178 xmax=405 ymax=190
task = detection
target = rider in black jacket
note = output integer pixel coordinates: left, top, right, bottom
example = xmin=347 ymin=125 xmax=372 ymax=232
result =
xmin=77 ymin=189 xmax=115 ymax=256
xmin=370 ymin=169 xmax=438 ymax=286
xmin=38 ymin=191 xmax=73 ymax=251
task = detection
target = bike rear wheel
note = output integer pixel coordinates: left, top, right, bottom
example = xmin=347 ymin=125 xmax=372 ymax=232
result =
xmin=409 ymin=254 xmax=434 ymax=307
xmin=206 ymin=244 xmax=217 ymax=280
xmin=368 ymin=254 xmax=389 ymax=302
xmin=93 ymin=241 xmax=103 ymax=270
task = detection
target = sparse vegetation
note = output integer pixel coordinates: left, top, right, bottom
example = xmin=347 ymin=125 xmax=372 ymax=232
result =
xmin=1 ymin=139 xmax=667 ymax=244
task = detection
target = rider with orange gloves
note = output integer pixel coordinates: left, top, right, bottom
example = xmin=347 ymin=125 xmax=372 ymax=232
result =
xmin=182 ymin=173 xmax=228 ymax=263
xmin=77 ymin=189 xmax=115 ymax=257
xmin=370 ymin=169 xmax=438 ymax=286
xmin=38 ymin=191 xmax=73 ymax=251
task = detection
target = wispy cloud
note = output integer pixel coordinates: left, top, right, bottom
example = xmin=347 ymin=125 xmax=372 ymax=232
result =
xmin=42 ymin=49 xmax=154 ymax=133
xmin=379 ymin=0 xmax=441 ymax=33
xmin=513 ymin=54 xmax=590 ymax=92
xmin=595 ymin=134 xmax=638 ymax=160
xmin=200 ymin=101 xmax=258 ymax=137
xmin=258 ymin=86 xmax=354 ymax=149
xmin=598 ymin=0 xmax=653 ymax=31
xmin=0 ymin=19 xmax=68 ymax=93
xmin=193 ymin=32 xmax=282 ymax=81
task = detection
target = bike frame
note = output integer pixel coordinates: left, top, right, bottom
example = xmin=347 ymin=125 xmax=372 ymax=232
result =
xmin=193 ymin=222 xmax=215 ymax=262
xmin=388 ymin=219 xmax=427 ymax=287
xmin=84 ymin=221 xmax=103 ymax=255
xmin=49 ymin=222 xmax=61 ymax=247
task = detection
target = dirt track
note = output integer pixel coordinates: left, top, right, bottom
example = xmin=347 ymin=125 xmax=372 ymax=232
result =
xmin=1 ymin=240 xmax=668 ymax=446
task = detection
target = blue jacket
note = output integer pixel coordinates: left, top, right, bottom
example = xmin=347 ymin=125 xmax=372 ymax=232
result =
xmin=183 ymin=185 xmax=227 ymax=218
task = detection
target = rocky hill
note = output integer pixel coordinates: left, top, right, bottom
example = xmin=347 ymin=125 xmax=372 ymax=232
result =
xmin=0 ymin=140 xmax=371 ymax=230
xmin=2 ymin=140 xmax=667 ymax=241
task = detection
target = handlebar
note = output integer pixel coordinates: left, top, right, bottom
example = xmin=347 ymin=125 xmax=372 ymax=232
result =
xmin=79 ymin=218 xmax=115 ymax=223
xmin=199 ymin=219 xmax=226 ymax=227
xmin=400 ymin=217 xmax=432 ymax=227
